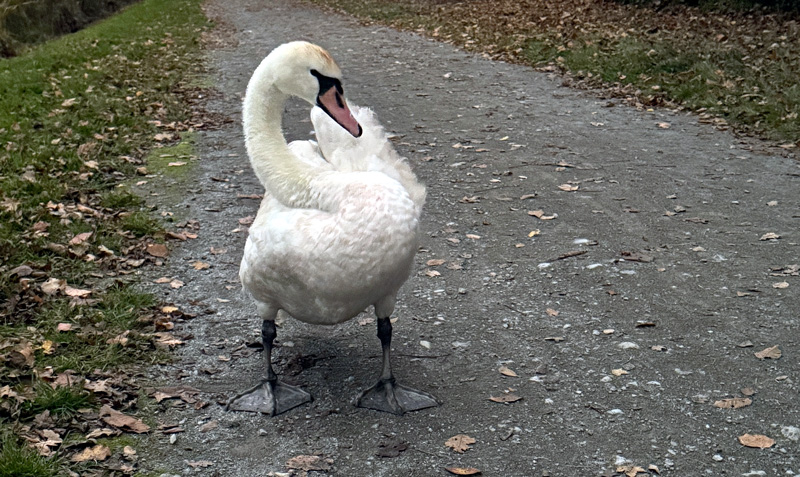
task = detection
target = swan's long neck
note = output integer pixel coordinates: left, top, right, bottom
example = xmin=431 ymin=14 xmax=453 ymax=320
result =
xmin=243 ymin=76 xmax=322 ymax=207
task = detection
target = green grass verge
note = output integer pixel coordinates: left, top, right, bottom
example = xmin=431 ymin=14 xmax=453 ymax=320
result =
xmin=0 ymin=0 xmax=209 ymax=472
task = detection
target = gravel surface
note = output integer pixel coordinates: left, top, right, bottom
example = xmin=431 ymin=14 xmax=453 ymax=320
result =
xmin=136 ymin=0 xmax=800 ymax=475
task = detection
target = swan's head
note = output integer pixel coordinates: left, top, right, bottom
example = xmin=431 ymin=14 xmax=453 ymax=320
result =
xmin=256 ymin=41 xmax=362 ymax=137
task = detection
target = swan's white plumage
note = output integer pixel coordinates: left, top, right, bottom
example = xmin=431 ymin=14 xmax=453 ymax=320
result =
xmin=238 ymin=42 xmax=425 ymax=327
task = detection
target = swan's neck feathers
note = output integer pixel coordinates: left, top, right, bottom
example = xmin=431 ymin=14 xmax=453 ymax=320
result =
xmin=243 ymin=82 xmax=323 ymax=208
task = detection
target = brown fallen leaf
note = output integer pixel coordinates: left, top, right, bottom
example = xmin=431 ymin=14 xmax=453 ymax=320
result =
xmin=754 ymin=345 xmax=782 ymax=360
xmin=187 ymin=460 xmax=213 ymax=468
xmin=545 ymin=308 xmax=559 ymax=317
xmin=85 ymin=428 xmax=120 ymax=439
xmin=611 ymin=369 xmax=628 ymax=376
xmin=617 ymin=465 xmax=646 ymax=477
xmin=68 ymin=231 xmax=92 ymax=245
xmin=286 ymin=454 xmax=332 ymax=471
xmin=713 ymin=397 xmax=752 ymax=409
xmin=71 ymin=444 xmax=111 ymax=462
xmin=489 ymin=394 xmax=522 ymax=404
xmin=445 ymin=466 xmax=482 ymax=475
xmin=425 ymin=269 xmax=441 ymax=277
xmin=238 ymin=215 xmax=255 ymax=225
xmin=146 ymin=243 xmax=169 ymax=258
xmin=528 ymin=209 xmax=557 ymax=220
xmin=426 ymin=258 xmax=446 ymax=266
xmin=191 ymin=261 xmax=210 ymax=270
xmin=99 ymin=404 xmax=150 ymax=433
xmin=738 ymin=433 xmax=775 ymax=448
xmin=498 ymin=365 xmax=518 ymax=377
xmin=558 ymin=183 xmax=579 ymax=192
xmin=445 ymin=434 xmax=476 ymax=453
xmin=57 ymin=323 xmax=72 ymax=332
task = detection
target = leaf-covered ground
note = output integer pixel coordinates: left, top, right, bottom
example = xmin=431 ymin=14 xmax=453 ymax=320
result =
xmin=307 ymin=0 xmax=800 ymax=145
xmin=0 ymin=0 xmax=215 ymax=474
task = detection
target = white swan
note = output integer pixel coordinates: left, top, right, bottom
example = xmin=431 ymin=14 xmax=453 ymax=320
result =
xmin=226 ymin=41 xmax=437 ymax=416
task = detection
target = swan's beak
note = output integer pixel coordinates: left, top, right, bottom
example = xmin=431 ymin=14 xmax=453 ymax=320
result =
xmin=317 ymin=87 xmax=362 ymax=138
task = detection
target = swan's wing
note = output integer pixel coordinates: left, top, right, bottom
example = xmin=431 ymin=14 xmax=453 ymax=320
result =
xmin=311 ymin=106 xmax=425 ymax=209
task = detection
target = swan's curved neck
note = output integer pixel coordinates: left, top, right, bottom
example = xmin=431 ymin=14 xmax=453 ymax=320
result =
xmin=243 ymin=80 xmax=321 ymax=207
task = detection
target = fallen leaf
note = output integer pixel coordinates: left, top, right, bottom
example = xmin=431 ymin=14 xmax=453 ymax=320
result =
xmin=85 ymin=428 xmax=120 ymax=439
xmin=528 ymin=229 xmax=541 ymax=237
xmin=648 ymin=463 xmax=661 ymax=474
xmin=199 ymin=420 xmax=218 ymax=432
xmin=498 ymin=365 xmax=518 ymax=377
xmin=545 ymin=308 xmax=559 ymax=317
xmin=425 ymin=270 xmax=441 ymax=277
xmin=465 ymin=233 xmax=481 ymax=239
xmin=426 ymin=259 xmax=446 ymax=266
xmin=41 ymin=277 xmax=66 ymax=295
xmin=773 ymin=281 xmax=789 ymax=289
xmin=57 ymin=323 xmax=72 ymax=332
xmin=611 ymin=369 xmax=628 ymax=376
xmin=657 ymin=122 xmax=671 ymax=128
xmin=161 ymin=305 xmax=179 ymax=314
xmin=738 ymin=433 xmax=775 ymax=448
xmin=286 ymin=455 xmax=332 ymax=472
xmin=616 ymin=465 xmax=646 ymax=477
xmin=238 ymin=215 xmax=254 ymax=225
xmin=760 ymin=232 xmax=781 ymax=240
xmin=445 ymin=467 xmax=482 ymax=475
xmin=71 ymin=444 xmax=111 ymax=462
xmin=99 ymin=404 xmax=150 ymax=433
xmin=168 ymin=161 xmax=187 ymax=167
xmin=754 ymin=345 xmax=781 ymax=360
xmin=187 ymin=461 xmax=213 ymax=468
xmin=375 ymin=438 xmax=409 ymax=458
xmin=146 ymin=243 xmax=169 ymax=258
xmin=64 ymin=286 xmax=91 ymax=298
xmin=713 ymin=397 xmax=752 ymax=409
xmin=489 ymin=394 xmax=522 ymax=403
xmin=169 ymin=279 xmax=184 ymax=289
xmin=40 ymin=340 xmax=55 ymax=355
xmin=191 ymin=261 xmax=210 ymax=270
xmin=69 ymin=231 xmax=92 ymax=245
xmin=558 ymin=184 xmax=579 ymax=192
xmin=528 ymin=210 xmax=557 ymax=220
xmin=445 ymin=434 xmax=476 ymax=453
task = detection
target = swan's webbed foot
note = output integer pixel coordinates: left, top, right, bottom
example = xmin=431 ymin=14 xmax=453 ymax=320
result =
xmin=226 ymin=379 xmax=312 ymax=416
xmin=356 ymin=377 xmax=439 ymax=415
xmin=226 ymin=318 xmax=311 ymax=416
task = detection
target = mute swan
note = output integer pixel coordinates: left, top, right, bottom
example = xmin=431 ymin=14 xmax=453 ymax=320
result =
xmin=226 ymin=41 xmax=438 ymax=416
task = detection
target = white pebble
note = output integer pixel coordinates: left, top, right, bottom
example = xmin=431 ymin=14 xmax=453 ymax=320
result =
xmin=618 ymin=341 xmax=639 ymax=350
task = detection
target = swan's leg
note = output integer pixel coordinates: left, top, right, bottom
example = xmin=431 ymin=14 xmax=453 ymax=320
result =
xmin=226 ymin=318 xmax=312 ymax=416
xmin=356 ymin=314 xmax=439 ymax=415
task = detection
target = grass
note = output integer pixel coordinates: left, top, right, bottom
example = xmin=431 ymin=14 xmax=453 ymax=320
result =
xmin=0 ymin=0 xmax=209 ymax=472
xmin=20 ymin=383 xmax=91 ymax=419
xmin=0 ymin=433 xmax=59 ymax=477
xmin=307 ymin=0 xmax=800 ymax=144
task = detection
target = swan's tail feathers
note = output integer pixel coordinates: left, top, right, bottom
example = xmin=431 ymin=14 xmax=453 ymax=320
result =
xmin=311 ymin=106 xmax=426 ymax=209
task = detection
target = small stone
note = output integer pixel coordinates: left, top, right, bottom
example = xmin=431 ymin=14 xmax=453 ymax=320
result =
xmin=712 ymin=454 xmax=723 ymax=462
xmin=618 ymin=341 xmax=639 ymax=350
xmin=781 ymin=426 xmax=800 ymax=441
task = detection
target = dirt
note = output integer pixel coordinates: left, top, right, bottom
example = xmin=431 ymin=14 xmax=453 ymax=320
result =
xmin=135 ymin=0 xmax=800 ymax=475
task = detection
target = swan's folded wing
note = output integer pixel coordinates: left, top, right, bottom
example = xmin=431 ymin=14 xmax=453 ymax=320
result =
xmin=311 ymin=105 xmax=425 ymax=210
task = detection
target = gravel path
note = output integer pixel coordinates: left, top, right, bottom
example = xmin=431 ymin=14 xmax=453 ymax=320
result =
xmin=137 ymin=0 xmax=800 ymax=475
